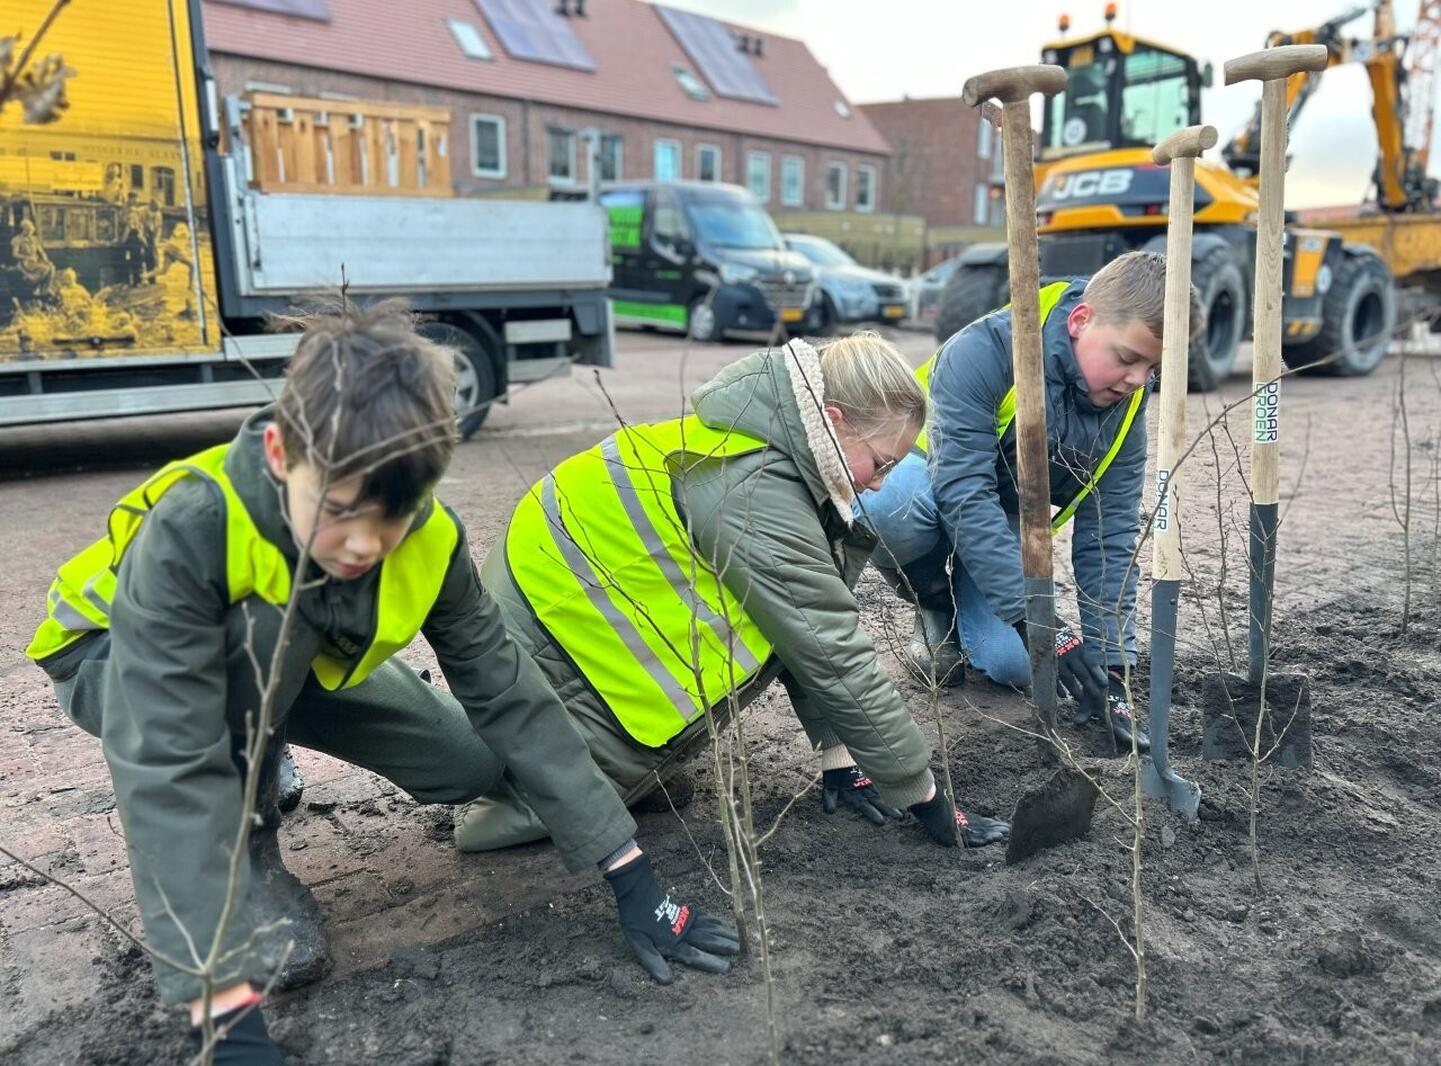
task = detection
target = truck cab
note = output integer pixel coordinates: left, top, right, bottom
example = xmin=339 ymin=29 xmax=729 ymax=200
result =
xmin=600 ymin=181 xmax=817 ymax=342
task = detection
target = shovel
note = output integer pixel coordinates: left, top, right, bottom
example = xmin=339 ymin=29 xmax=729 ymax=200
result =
xmin=1138 ymin=125 xmax=1215 ymax=823
xmin=960 ymin=64 xmax=1100 ymax=860
xmin=1202 ymin=46 xmax=1326 ymax=770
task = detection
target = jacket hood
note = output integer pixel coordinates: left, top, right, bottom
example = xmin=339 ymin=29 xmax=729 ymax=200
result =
xmin=226 ymin=406 xmax=302 ymax=562
xmin=690 ymin=340 xmax=856 ymax=525
xmin=1046 ymin=283 xmax=1109 ymax=416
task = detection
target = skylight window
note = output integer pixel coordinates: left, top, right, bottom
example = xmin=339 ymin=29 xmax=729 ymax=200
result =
xmin=672 ymin=64 xmax=711 ymax=102
xmin=447 ymin=18 xmax=493 ymax=60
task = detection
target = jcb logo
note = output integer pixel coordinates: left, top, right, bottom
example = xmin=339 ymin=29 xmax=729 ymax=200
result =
xmin=1047 ymin=169 xmax=1134 ymax=200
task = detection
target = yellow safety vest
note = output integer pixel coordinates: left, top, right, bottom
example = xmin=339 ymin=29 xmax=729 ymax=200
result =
xmin=26 ymin=443 xmax=460 ymax=690
xmin=507 ymin=416 xmax=773 ymax=748
xmin=913 ymin=282 xmax=1143 ymax=534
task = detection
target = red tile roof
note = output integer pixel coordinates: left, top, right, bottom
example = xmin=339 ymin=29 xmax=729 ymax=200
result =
xmin=201 ymin=0 xmax=891 ymax=154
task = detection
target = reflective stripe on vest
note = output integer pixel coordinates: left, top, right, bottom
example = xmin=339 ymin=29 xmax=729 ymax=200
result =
xmin=912 ymin=281 xmax=1142 ymax=535
xmin=26 ymin=443 xmax=459 ymax=691
xmin=507 ymin=416 xmax=773 ymax=748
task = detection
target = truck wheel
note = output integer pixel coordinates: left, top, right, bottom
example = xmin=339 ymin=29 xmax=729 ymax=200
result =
xmin=1283 ymin=252 xmax=1394 ymax=376
xmin=688 ymin=297 xmax=721 ymax=343
xmin=934 ymin=263 xmax=1008 ymax=343
xmin=424 ymin=321 xmax=498 ymax=440
xmin=1187 ymin=246 xmax=1246 ymax=392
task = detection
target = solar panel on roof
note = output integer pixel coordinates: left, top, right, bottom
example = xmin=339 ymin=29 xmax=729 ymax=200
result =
xmin=473 ymin=0 xmax=596 ymax=72
xmin=655 ymin=6 xmax=777 ymax=107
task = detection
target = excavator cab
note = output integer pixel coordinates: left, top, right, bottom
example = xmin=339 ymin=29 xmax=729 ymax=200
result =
xmin=1038 ymin=30 xmax=1206 ymax=162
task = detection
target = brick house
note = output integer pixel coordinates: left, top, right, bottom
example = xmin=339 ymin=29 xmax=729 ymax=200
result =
xmin=858 ymin=96 xmax=1005 ymax=266
xmin=202 ymin=0 xmax=892 ymax=219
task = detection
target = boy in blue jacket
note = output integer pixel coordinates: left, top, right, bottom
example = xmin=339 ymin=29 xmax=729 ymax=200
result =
xmin=863 ymin=251 xmax=1202 ymax=750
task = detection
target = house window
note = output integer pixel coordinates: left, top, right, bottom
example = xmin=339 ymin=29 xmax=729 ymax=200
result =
xmin=446 ymin=18 xmax=492 ymax=59
xmin=653 ymin=138 xmax=681 ymax=181
xmin=597 ymin=133 xmax=623 ymax=182
xmin=151 ymin=166 xmax=177 ymax=207
xmin=856 ymin=164 xmax=876 ymax=212
xmin=974 ymin=183 xmax=989 ymax=224
xmin=471 ymin=114 xmax=506 ymax=178
xmin=824 ymin=162 xmax=846 ymax=210
xmin=977 ymin=118 xmax=992 ymax=159
xmin=747 ymin=150 xmax=771 ymax=202
xmin=696 ymin=143 xmax=721 ymax=182
xmin=547 ymin=126 xmax=576 ymax=184
xmin=780 ymin=154 xmax=804 ymax=206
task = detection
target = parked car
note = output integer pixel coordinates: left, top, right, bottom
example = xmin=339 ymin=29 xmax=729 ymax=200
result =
xmin=911 ymin=255 xmax=963 ymax=327
xmin=600 ymin=182 xmax=817 ymax=342
xmin=782 ymin=233 xmax=909 ymax=334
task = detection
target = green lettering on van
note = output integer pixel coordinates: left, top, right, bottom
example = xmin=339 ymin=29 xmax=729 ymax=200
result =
xmin=607 ymin=205 xmax=643 ymax=250
xmin=612 ymin=300 xmax=687 ymax=325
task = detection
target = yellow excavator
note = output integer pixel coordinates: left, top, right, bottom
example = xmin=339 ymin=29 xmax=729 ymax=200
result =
xmin=935 ymin=1 xmax=1441 ymax=390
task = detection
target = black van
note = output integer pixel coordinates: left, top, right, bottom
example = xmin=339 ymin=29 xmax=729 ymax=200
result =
xmin=599 ymin=181 xmax=819 ymax=342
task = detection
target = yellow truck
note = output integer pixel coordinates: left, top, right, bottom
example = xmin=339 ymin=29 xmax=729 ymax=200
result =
xmin=0 ymin=1 xmax=614 ymax=436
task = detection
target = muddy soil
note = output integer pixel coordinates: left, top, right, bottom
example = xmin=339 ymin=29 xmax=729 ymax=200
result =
xmin=11 ymin=585 xmax=1441 ymax=1066
xmin=5 ymin=339 xmax=1441 ymax=1064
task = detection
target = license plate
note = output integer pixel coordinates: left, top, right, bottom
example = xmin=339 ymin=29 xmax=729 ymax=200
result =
xmin=780 ymin=307 xmax=804 ymax=323
xmin=882 ymin=304 xmax=906 ymax=318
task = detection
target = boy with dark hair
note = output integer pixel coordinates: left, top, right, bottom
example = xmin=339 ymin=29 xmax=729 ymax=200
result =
xmin=863 ymin=251 xmax=1204 ymax=750
xmin=26 ymin=301 xmax=737 ymax=1062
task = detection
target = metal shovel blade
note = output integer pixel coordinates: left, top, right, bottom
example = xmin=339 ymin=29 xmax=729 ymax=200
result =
xmin=1140 ymin=755 xmax=1202 ymax=821
xmin=1005 ymin=766 xmax=1099 ymax=864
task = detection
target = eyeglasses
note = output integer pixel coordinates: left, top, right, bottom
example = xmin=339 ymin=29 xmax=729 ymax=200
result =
xmin=863 ymin=440 xmax=903 ymax=479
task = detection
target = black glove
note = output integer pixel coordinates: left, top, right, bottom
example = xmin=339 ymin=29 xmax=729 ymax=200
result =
xmin=821 ymin=765 xmax=902 ymax=826
xmin=1014 ymin=618 xmax=1108 ymax=712
xmin=1086 ymin=671 xmax=1151 ymax=754
xmin=907 ymin=790 xmax=1010 ymax=848
xmin=188 ymin=1005 xmax=285 ymax=1065
xmin=605 ymin=853 xmax=741 ymax=984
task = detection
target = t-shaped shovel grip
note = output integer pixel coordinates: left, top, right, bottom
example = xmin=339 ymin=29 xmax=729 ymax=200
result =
xmin=1223 ymin=43 xmax=1328 ymax=85
xmin=1152 ymin=124 xmax=1218 ymax=166
xmin=962 ymin=64 xmax=1068 ymax=105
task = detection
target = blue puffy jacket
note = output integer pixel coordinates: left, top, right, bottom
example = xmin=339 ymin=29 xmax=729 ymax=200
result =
xmin=926 ymin=281 xmax=1145 ymax=665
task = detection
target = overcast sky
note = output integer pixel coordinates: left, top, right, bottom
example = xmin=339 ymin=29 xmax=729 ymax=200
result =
xmin=660 ymin=0 xmax=1431 ymax=208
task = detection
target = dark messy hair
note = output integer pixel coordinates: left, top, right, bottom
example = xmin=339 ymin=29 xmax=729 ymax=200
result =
xmin=271 ymin=298 xmax=458 ymax=517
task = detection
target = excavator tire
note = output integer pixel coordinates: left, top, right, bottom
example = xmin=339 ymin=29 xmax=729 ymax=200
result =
xmin=1187 ymin=245 xmax=1247 ymax=392
xmin=1283 ymin=251 xmax=1395 ymax=376
xmin=934 ymin=262 xmax=1009 ymax=344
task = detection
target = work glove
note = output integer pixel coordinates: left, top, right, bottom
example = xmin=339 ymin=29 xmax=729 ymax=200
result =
xmin=1078 ymin=671 xmax=1151 ymax=754
xmin=188 ymin=1005 xmax=285 ymax=1065
xmin=821 ymin=765 xmax=902 ymax=826
xmin=907 ymin=790 xmax=1010 ymax=848
xmin=1013 ymin=618 xmax=1108 ymax=711
xmin=605 ymin=853 xmax=741 ymax=984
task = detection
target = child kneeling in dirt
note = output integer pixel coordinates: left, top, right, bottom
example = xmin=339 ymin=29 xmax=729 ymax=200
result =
xmin=26 ymin=302 xmax=737 ymax=1062
xmin=861 ymin=250 xmax=1203 ymax=751
xmin=454 ymin=332 xmax=1010 ymax=858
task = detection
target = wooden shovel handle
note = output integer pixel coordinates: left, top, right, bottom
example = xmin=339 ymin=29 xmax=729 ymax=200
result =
xmin=1224 ymin=44 xmax=1328 ymax=85
xmin=963 ymin=64 xmax=1068 ymax=105
xmin=1152 ymin=124 xmax=1219 ymax=165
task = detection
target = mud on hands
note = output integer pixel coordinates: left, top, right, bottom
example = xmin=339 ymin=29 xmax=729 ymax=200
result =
xmin=605 ymin=853 xmax=741 ymax=984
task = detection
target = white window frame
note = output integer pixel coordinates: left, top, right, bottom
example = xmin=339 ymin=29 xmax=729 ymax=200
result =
xmin=596 ymin=133 xmax=623 ymax=183
xmin=825 ymin=161 xmax=847 ymax=210
xmin=695 ymin=143 xmax=721 ymax=182
xmin=470 ymin=113 xmax=507 ymax=179
xmin=653 ymin=138 xmax=681 ymax=181
xmin=780 ymin=154 xmax=804 ymax=206
xmin=856 ymin=164 xmax=876 ymax=213
xmin=974 ymin=183 xmax=989 ymax=224
xmin=747 ymin=150 xmax=771 ymax=202
xmin=547 ymin=126 xmax=577 ymax=185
